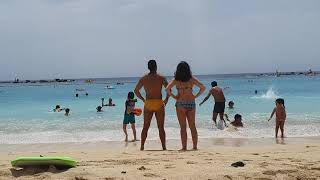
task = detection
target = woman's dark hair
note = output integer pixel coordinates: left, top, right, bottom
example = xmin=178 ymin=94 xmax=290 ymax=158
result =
xmin=174 ymin=61 xmax=192 ymax=82
xmin=55 ymin=105 xmax=60 ymax=109
xmin=228 ymin=101 xmax=234 ymax=106
xmin=128 ymin=91 xmax=135 ymax=99
xmin=65 ymin=108 xmax=70 ymax=113
xmin=276 ymin=98 xmax=285 ymax=107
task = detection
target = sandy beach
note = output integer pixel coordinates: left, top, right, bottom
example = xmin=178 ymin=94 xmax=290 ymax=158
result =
xmin=0 ymin=138 xmax=319 ymax=180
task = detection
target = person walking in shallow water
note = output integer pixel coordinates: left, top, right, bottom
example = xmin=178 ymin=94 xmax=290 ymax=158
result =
xmin=134 ymin=60 xmax=169 ymax=151
xmin=166 ymin=61 xmax=205 ymax=151
xmin=200 ymin=81 xmax=227 ymax=127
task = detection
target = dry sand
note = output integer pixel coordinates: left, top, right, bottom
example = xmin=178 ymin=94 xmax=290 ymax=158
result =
xmin=0 ymin=138 xmax=319 ymax=180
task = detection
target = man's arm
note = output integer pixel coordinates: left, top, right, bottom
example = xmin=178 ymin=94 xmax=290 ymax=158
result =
xmin=199 ymin=89 xmax=212 ymax=106
xmin=163 ymin=77 xmax=170 ymax=105
xmin=134 ymin=78 xmax=145 ymax=103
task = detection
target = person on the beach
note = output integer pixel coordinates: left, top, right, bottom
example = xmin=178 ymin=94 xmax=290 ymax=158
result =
xmin=65 ymin=108 xmax=70 ymax=116
xmin=268 ymin=98 xmax=286 ymax=138
xmin=166 ymin=61 xmax=205 ymax=151
xmin=225 ymin=114 xmax=243 ymax=127
xmin=199 ymin=81 xmax=227 ymax=127
xmin=123 ymin=92 xmax=137 ymax=142
xmin=228 ymin=101 xmax=234 ymax=109
xmin=53 ymin=105 xmax=61 ymax=112
xmin=134 ymin=60 xmax=169 ymax=150
xmin=96 ymin=106 xmax=103 ymax=112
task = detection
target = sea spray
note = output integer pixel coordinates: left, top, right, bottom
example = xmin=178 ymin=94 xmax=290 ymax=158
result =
xmin=253 ymin=87 xmax=279 ymax=100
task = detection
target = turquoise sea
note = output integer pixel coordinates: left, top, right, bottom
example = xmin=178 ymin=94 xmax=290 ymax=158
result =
xmin=0 ymin=74 xmax=319 ymax=144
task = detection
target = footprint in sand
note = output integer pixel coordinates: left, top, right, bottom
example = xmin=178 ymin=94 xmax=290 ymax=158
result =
xmin=164 ymin=164 xmax=176 ymax=169
xmin=224 ymin=175 xmax=233 ymax=180
xmin=243 ymin=159 xmax=253 ymax=162
xmin=186 ymin=161 xmax=197 ymax=164
xmin=143 ymin=173 xmax=160 ymax=177
xmin=252 ymin=153 xmax=259 ymax=155
xmin=262 ymin=169 xmax=297 ymax=176
xmin=311 ymin=167 xmax=320 ymax=171
xmin=105 ymin=177 xmax=117 ymax=180
xmin=259 ymin=162 xmax=269 ymax=168
xmin=75 ymin=176 xmax=88 ymax=180
xmin=138 ymin=166 xmax=148 ymax=171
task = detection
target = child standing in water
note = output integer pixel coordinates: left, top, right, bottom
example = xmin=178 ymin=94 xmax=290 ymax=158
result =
xmin=123 ymin=92 xmax=137 ymax=142
xmin=268 ymin=98 xmax=286 ymax=138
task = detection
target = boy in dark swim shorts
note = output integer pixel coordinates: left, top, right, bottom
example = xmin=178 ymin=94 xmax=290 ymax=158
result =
xmin=123 ymin=92 xmax=137 ymax=142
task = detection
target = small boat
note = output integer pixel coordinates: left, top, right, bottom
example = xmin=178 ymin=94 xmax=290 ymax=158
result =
xmin=85 ymin=79 xmax=93 ymax=83
xmin=105 ymin=86 xmax=115 ymax=89
xmin=76 ymin=88 xmax=85 ymax=91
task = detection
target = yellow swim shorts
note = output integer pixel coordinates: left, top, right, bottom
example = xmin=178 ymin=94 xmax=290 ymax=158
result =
xmin=144 ymin=99 xmax=165 ymax=112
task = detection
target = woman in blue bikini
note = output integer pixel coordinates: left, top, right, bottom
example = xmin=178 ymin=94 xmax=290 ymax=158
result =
xmin=166 ymin=61 xmax=206 ymax=150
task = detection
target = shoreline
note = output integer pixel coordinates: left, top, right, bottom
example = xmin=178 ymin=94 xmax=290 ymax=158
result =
xmin=1 ymin=136 xmax=319 ymax=153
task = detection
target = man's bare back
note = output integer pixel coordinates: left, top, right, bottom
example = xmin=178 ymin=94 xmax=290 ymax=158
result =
xmin=210 ymin=87 xmax=226 ymax=103
xmin=138 ymin=73 xmax=167 ymax=100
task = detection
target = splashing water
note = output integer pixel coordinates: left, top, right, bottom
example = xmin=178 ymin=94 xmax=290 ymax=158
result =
xmin=254 ymin=87 xmax=279 ymax=100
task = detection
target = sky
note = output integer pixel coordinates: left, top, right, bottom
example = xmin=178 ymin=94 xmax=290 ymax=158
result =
xmin=0 ymin=0 xmax=320 ymax=80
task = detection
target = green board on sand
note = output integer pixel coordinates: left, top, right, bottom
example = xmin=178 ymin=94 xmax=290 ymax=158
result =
xmin=11 ymin=157 xmax=76 ymax=168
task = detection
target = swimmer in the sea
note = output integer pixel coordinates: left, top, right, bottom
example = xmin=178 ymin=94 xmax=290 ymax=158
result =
xmin=76 ymin=93 xmax=79 ymax=97
xmin=225 ymin=114 xmax=243 ymax=127
xmin=228 ymin=101 xmax=234 ymax=109
xmin=65 ymin=108 xmax=70 ymax=116
xmin=101 ymin=98 xmax=116 ymax=106
xmin=54 ymin=105 xmax=61 ymax=112
xmin=96 ymin=106 xmax=103 ymax=112
xmin=85 ymin=93 xmax=88 ymax=96
xmin=107 ymin=98 xmax=116 ymax=106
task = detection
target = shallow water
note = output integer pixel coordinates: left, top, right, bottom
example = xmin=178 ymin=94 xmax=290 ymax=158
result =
xmin=0 ymin=74 xmax=319 ymax=144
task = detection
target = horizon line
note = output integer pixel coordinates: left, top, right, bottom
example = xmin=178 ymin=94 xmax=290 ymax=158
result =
xmin=1 ymin=70 xmax=318 ymax=82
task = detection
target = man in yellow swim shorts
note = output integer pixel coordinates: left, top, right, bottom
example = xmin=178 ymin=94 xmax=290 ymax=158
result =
xmin=134 ymin=60 xmax=169 ymax=151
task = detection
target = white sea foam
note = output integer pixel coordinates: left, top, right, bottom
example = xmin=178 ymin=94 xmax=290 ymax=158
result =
xmin=1 ymin=123 xmax=320 ymax=144
xmin=252 ymin=87 xmax=279 ymax=100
